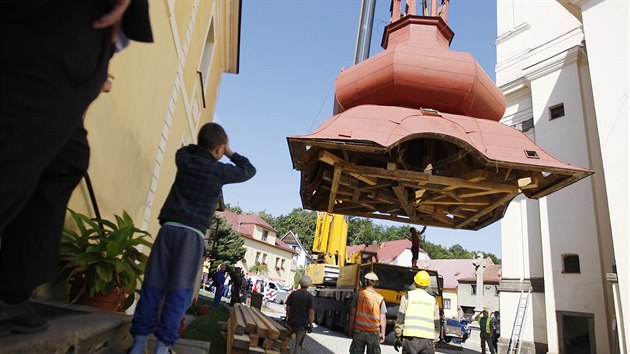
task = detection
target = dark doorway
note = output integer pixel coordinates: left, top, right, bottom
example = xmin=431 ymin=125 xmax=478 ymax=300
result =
xmin=558 ymin=311 xmax=595 ymax=354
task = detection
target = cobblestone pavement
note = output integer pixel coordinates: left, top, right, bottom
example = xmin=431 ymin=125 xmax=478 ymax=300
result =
xmin=261 ymin=302 xmax=486 ymax=354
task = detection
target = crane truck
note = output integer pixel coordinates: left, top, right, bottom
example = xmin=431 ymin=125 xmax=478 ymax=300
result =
xmin=305 ymin=212 xmax=445 ymax=338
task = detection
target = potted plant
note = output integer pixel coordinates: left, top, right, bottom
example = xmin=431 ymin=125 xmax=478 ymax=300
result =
xmin=58 ymin=209 xmax=153 ymax=312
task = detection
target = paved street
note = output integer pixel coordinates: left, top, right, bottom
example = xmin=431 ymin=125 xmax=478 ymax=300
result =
xmin=261 ymin=302 xmax=487 ymax=354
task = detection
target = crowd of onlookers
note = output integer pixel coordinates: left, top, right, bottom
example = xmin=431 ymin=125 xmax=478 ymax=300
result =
xmin=200 ymin=256 xmax=293 ymax=307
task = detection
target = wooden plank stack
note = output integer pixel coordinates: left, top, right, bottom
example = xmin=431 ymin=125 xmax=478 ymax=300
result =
xmin=226 ymin=303 xmax=291 ymax=354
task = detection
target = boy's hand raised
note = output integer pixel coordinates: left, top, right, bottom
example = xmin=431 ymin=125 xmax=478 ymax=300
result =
xmin=224 ymin=143 xmax=234 ymax=158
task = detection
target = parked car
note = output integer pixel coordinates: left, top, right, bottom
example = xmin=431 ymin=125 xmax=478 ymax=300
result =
xmin=460 ymin=318 xmax=472 ymax=340
xmin=273 ymin=284 xmax=291 ymax=304
xmin=250 ymin=277 xmax=290 ymax=304
xmin=444 ymin=318 xmax=469 ymax=343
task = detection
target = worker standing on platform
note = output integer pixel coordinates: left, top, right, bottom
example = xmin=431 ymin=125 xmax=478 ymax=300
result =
xmin=393 ymin=270 xmax=440 ymax=354
xmin=348 ymin=272 xmax=387 ymax=354
xmin=409 ymin=226 xmax=427 ymax=268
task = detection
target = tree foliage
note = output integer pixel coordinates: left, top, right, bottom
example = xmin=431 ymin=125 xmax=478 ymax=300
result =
xmin=225 ymin=204 xmax=243 ymax=215
xmin=270 ymin=208 xmax=317 ymax=251
xmin=206 ymin=217 xmax=246 ymax=270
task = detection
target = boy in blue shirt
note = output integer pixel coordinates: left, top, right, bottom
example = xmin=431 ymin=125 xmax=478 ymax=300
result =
xmin=128 ymin=123 xmax=256 ymax=354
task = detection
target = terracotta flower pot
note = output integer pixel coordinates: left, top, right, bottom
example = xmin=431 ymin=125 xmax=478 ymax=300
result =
xmin=77 ymin=289 xmax=125 ymax=312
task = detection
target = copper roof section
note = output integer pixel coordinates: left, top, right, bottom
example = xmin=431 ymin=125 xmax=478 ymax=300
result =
xmin=287 ymin=105 xmax=592 ymax=230
xmin=334 ymin=16 xmax=506 ymax=121
xmin=287 ymin=1 xmax=593 ymax=230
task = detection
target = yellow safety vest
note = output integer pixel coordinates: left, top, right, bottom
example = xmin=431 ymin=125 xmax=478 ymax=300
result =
xmin=403 ymin=289 xmax=435 ymax=339
xmin=477 ymin=316 xmax=492 ymax=334
xmin=354 ymin=289 xmax=384 ymax=332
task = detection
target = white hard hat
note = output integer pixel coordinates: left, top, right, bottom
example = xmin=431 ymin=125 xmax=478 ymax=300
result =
xmin=365 ymin=272 xmax=379 ymax=281
xmin=299 ymin=275 xmax=312 ymax=287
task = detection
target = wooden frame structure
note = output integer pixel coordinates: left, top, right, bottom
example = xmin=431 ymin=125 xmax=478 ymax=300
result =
xmin=288 ymin=113 xmax=591 ymax=230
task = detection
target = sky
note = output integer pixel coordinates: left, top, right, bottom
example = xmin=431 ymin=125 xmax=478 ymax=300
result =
xmin=215 ymin=0 xmax=502 ymax=257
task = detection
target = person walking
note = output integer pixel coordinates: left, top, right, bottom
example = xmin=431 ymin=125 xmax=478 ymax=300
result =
xmin=128 ymin=123 xmax=256 ymax=354
xmin=348 ymin=272 xmax=387 ymax=354
xmin=0 ymin=0 xmax=152 ymax=336
xmin=474 ymin=309 xmax=496 ymax=354
xmin=285 ymin=275 xmax=314 ymax=354
xmin=213 ymin=264 xmax=226 ymax=307
xmin=393 ymin=270 xmax=440 ymax=354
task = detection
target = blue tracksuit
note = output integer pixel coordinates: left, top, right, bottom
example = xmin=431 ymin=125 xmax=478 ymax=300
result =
xmin=130 ymin=145 xmax=255 ymax=345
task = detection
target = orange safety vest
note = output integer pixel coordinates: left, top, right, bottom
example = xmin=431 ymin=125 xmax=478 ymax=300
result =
xmin=354 ymin=289 xmax=384 ymax=332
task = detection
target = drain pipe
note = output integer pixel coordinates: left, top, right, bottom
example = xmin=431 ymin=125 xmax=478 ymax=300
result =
xmin=354 ymin=0 xmax=377 ymax=64
xmin=335 ymin=0 xmax=377 ymax=114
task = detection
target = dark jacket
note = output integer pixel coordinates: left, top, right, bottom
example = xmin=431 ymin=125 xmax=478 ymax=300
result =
xmin=2 ymin=0 xmax=153 ymax=42
xmin=158 ymin=145 xmax=256 ymax=232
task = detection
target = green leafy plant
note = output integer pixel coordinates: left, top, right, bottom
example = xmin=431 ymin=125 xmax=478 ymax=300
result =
xmin=248 ymin=263 xmax=268 ymax=275
xmin=58 ymin=209 xmax=153 ymax=311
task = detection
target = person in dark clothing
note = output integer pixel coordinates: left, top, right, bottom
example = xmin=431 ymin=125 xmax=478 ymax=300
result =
xmin=409 ymin=226 xmax=426 ymax=268
xmin=213 ymin=264 xmax=226 ymax=307
xmin=230 ymin=268 xmax=243 ymax=305
xmin=129 ymin=123 xmax=256 ymax=354
xmin=285 ymin=276 xmax=314 ymax=354
xmin=0 ymin=0 xmax=153 ymax=336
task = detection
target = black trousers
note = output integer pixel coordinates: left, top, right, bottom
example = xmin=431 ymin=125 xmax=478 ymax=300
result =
xmin=0 ymin=1 xmax=113 ymax=292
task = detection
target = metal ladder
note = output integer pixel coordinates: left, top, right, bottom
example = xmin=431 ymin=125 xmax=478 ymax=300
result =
xmin=507 ymin=290 xmax=530 ymax=354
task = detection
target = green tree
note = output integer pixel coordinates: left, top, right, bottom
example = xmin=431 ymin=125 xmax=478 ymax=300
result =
xmin=448 ymin=244 xmax=473 ymax=259
xmin=272 ymin=208 xmax=317 ymax=251
xmin=422 ymin=241 xmax=451 ymax=259
xmin=257 ymin=210 xmax=275 ymax=227
xmin=225 ymin=204 xmax=243 ymax=215
xmin=476 ymin=252 xmax=501 ymax=265
xmin=348 ymin=217 xmax=381 ymax=245
xmin=207 ymin=218 xmax=246 ymax=271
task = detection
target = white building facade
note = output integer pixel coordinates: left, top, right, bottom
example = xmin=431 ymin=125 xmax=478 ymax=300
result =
xmin=280 ymin=231 xmax=311 ymax=271
xmin=496 ymin=1 xmax=627 ymax=354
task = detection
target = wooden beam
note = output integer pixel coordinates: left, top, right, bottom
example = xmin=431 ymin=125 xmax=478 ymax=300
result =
xmin=319 ymin=151 xmax=378 ymax=185
xmin=430 ymin=150 xmax=469 ymax=170
xmin=455 ymin=192 xmax=516 ymax=229
xmin=339 ymin=163 xmax=519 ymax=193
xmin=250 ymin=307 xmax=280 ymax=340
xmin=430 ymin=205 xmax=456 ymax=226
xmin=458 ymin=189 xmax=504 ymax=198
xmin=392 ymin=184 xmax=417 ymax=220
xmin=327 ymin=167 xmax=342 ymax=212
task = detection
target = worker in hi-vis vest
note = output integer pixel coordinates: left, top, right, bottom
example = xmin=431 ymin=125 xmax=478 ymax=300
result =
xmin=393 ymin=270 xmax=440 ymax=354
xmin=474 ymin=309 xmax=496 ymax=354
xmin=348 ymin=272 xmax=387 ymax=354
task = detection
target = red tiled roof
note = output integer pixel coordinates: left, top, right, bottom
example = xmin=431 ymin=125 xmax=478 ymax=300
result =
xmin=427 ymin=259 xmax=477 ymax=290
xmin=347 ymin=239 xmax=426 ymax=263
xmin=215 ymin=210 xmax=294 ymax=253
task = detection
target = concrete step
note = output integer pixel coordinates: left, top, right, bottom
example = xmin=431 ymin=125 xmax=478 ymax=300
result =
xmin=0 ymin=301 xmax=210 ymax=354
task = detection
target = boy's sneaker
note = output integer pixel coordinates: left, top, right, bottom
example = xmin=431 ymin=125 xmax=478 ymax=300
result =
xmin=0 ymin=299 xmax=49 ymax=335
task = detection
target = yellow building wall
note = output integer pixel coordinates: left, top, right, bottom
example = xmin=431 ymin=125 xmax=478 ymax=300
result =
xmin=443 ymin=289 xmax=460 ymax=319
xmin=67 ymin=0 xmax=240 ymax=243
